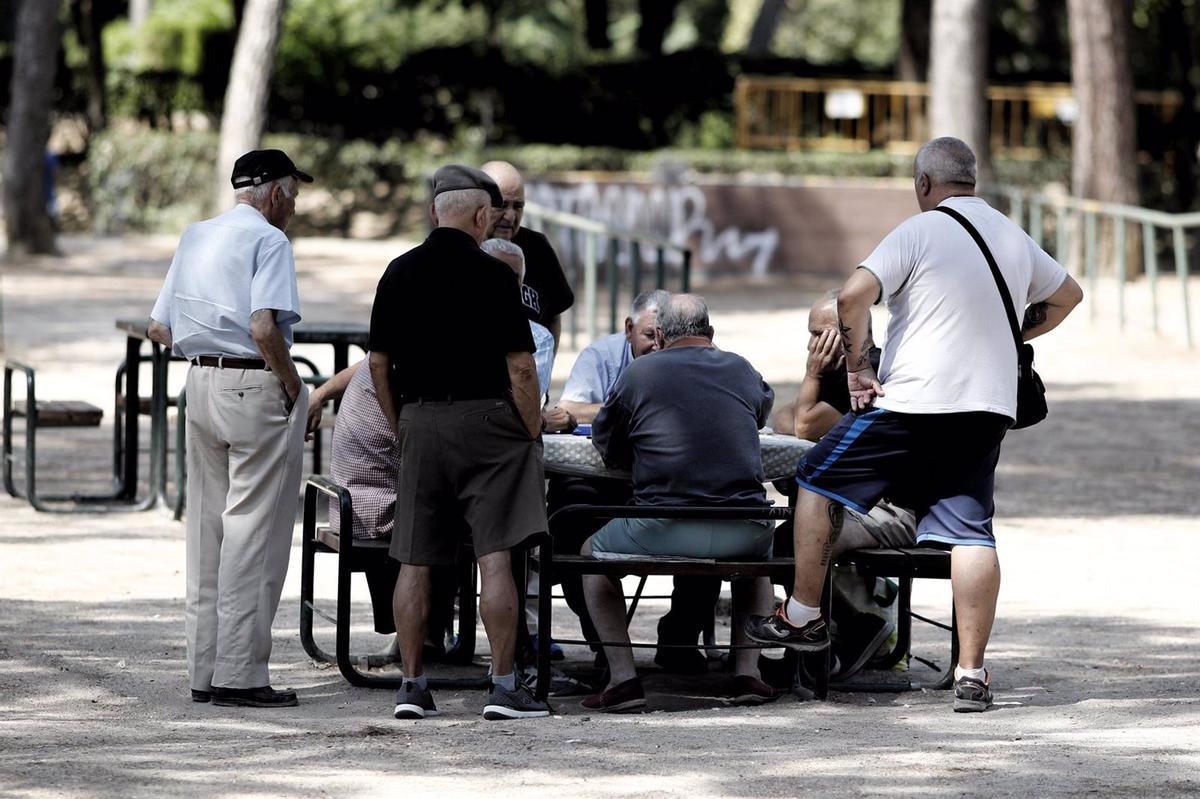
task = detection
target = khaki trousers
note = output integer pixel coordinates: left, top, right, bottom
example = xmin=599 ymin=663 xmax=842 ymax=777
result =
xmin=184 ymin=365 xmax=308 ymax=690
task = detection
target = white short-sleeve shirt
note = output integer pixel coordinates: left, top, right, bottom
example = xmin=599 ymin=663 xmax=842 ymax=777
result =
xmin=530 ymin=320 xmax=555 ymax=398
xmin=560 ymin=332 xmax=633 ymax=404
xmin=150 ymin=203 xmax=301 ymax=359
xmin=860 ymin=196 xmax=1067 ymax=419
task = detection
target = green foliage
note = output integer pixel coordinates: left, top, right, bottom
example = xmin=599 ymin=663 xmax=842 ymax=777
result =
xmin=102 ymin=0 xmax=232 ymax=75
xmin=87 ymin=130 xmax=216 ymax=233
xmin=772 ymin=0 xmax=900 ymax=71
xmin=81 ymin=128 xmax=1071 ymax=236
xmin=278 ymin=0 xmax=484 ymax=80
xmin=672 ymin=110 xmax=737 ymax=149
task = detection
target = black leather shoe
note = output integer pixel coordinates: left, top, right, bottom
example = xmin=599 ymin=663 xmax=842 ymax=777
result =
xmin=210 ymin=685 xmax=298 ymax=708
xmin=191 ymin=689 xmax=212 ymax=703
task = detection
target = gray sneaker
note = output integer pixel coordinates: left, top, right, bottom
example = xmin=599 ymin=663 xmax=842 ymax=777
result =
xmin=953 ymin=675 xmax=993 ymax=713
xmin=482 ymin=682 xmax=552 ymax=720
xmin=393 ymin=680 xmax=438 ymax=719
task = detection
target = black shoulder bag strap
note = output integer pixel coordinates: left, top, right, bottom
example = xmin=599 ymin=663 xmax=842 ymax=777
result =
xmin=931 ymin=203 xmax=1046 ymax=428
xmin=931 ymin=205 xmax=1022 ymax=351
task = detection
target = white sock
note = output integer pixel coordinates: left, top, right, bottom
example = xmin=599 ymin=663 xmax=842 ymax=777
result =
xmin=492 ymin=671 xmax=518 ymax=691
xmin=784 ymin=596 xmax=821 ymax=626
xmin=955 ymin=665 xmax=987 ymax=682
xmin=405 ymin=674 xmax=428 ymax=690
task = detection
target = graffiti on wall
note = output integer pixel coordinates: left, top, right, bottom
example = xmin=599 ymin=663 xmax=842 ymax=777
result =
xmin=527 ymin=180 xmax=780 ymax=279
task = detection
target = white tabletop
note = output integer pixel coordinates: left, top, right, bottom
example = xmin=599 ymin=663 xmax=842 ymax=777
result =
xmin=542 ymin=431 xmax=813 ymax=482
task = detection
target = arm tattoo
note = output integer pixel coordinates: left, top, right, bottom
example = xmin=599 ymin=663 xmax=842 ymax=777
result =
xmin=1022 ymin=302 xmax=1048 ymax=333
xmin=838 ymin=319 xmax=852 ymax=352
xmin=820 ymin=502 xmax=844 ymax=567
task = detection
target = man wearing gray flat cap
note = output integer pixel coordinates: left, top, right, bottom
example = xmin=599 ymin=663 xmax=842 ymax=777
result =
xmin=148 ymin=148 xmax=313 ymax=708
xmin=368 ymin=163 xmax=552 ymax=721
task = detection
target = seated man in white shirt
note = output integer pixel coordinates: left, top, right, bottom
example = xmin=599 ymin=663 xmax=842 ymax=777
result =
xmin=558 ymin=290 xmax=668 ymax=423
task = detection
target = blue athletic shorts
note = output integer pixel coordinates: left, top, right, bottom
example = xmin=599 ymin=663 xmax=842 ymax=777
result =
xmin=795 ymin=409 xmax=1010 ymax=548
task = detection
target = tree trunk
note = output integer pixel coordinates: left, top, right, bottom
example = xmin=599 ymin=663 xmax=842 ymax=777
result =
xmin=212 ymin=0 xmax=288 ymax=214
xmin=746 ymin=0 xmax=786 ymax=56
xmin=928 ymin=0 xmax=992 ymax=185
xmin=1160 ymin=0 xmax=1195 ymax=211
xmin=636 ymin=0 xmax=680 ymax=56
xmin=129 ymin=0 xmax=151 ymax=28
xmin=71 ymin=0 xmax=108 ymax=132
xmin=4 ymin=0 xmax=61 ymax=258
xmin=1068 ymin=0 xmax=1138 ymax=274
xmin=584 ymin=0 xmax=611 ymax=50
xmin=897 ymin=0 xmax=931 ymax=82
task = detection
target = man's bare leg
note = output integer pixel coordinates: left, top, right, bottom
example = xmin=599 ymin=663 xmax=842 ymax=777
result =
xmin=791 ymin=487 xmax=842 ymax=607
xmin=731 ymin=576 xmax=774 ymax=676
xmin=476 ymin=550 xmax=518 ymax=678
xmin=393 ymin=564 xmax=432 ymax=678
xmin=580 ymin=539 xmax=637 ymax=688
xmin=951 ymin=545 xmax=1000 ymax=672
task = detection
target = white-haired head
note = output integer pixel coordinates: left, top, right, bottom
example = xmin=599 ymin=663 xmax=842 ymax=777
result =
xmin=657 ymin=293 xmax=713 ymax=345
xmin=480 ymin=237 xmax=526 ymax=283
xmin=914 ymin=136 xmax=977 ymax=188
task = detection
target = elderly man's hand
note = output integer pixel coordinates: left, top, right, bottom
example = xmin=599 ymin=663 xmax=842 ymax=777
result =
xmin=847 ymin=366 xmax=885 ymax=412
xmin=806 ymin=328 xmax=843 ymax=377
xmin=541 ymin=405 xmax=577 ymax=434
xmin=304 ymin=390 xmax=325 ymax=441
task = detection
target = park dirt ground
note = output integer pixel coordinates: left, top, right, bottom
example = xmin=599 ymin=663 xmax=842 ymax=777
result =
xmin=1 ymin=233 xmax=1198 ymax=797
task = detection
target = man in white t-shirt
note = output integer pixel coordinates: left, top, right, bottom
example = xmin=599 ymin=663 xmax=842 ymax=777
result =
xmin=148 ymin=149 xmax=313 ymax=708
xmin=746 ymin=137 xmax=1083 ymax=712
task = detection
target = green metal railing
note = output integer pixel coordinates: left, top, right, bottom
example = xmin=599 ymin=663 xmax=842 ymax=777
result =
xmin=987 ymin=186 xmax=1197 ymax=349
xmin=523 ymin=202 xmax=692 ymax=348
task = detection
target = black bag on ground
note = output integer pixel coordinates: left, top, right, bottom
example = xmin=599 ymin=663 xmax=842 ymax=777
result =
xmin=932 ymin=205 xmax=1048 ymax=429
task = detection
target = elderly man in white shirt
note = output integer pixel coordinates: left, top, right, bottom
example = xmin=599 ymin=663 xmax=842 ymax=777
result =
xmin=746 ymin=137 xmax=1083 ymax=712
xmin=148 ymin=149 xmax=313 ymax=709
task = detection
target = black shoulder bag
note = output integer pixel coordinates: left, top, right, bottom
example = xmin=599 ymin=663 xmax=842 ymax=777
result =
xmin=932 ymin=205 xmax=1047 ymax=429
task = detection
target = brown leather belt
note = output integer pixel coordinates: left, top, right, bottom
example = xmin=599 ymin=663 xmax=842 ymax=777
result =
xmin=190 ymin=356 xmax=269 ymax=370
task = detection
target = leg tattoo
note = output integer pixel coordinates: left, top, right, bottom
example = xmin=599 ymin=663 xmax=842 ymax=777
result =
xmin=820 ymin=502 xmax=844 ymax=567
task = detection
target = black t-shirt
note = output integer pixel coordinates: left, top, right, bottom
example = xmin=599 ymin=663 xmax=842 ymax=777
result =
xmin=816 ymin=347 xmax=882 ymax=414
xmin=512 ymin=227 xmax=574 ymax=324
xmin=368 ymin=227 xmax=534 ymax=408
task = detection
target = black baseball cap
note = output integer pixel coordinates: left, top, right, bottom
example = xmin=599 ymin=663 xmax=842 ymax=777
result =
xmin=230 ymin=149 xmax=314 ymax=189
xmin=431 ymin=164 xmax=503 ymax=208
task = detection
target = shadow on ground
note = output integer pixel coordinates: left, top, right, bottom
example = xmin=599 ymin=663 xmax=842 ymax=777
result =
xmin=0 ymin=596 xmax=1197 ymax=796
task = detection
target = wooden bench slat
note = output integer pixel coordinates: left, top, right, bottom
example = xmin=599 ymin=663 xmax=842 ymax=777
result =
xmin=12 ymin=400 xmax=104 ymax=427
xmin=314 ymin=525 xmax=391 ymax=554
xmin=116 ymin=395 xmax=178 ymax=414
xmin=838 ymin=547 xmax=952 ymax=578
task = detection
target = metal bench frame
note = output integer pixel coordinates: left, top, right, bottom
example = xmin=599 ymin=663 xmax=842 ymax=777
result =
xmin=535 ymin=504 xmax=958 ymax=701
xmin=299 ymin=474 xmax=515 ymax=691
xmin=4 ymin=360 xmax=161 ymax=512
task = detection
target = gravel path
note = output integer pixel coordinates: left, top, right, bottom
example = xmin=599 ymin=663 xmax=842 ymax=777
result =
xmin=1 ymin=235 xmax=1197 ymax=797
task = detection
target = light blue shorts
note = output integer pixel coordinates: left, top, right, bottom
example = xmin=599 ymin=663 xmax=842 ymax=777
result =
xmin=589 ymin=517 xmax=774 ymax=560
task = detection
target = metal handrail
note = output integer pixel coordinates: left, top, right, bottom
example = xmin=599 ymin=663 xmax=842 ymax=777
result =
xmin=523 ymin=201 xmax=692 ymax=348
xmin=987 ymin=185 xmax=1196 ymax=348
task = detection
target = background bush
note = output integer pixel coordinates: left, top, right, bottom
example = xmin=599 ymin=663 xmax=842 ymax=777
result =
xmin=74 ymin=128 xmax=1074 ymax=237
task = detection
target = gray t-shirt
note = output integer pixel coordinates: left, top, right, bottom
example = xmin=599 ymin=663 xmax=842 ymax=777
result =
xmin=592 ymin=345 xmax=774 ymax=507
